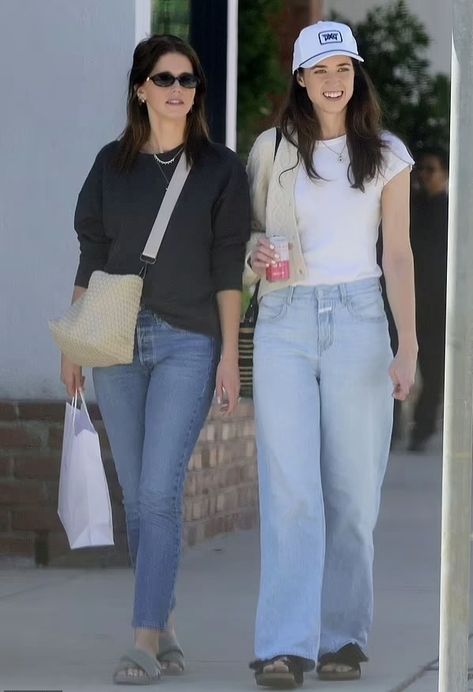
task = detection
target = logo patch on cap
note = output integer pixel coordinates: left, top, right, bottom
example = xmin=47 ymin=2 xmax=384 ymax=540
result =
xmin=318 ymin=30 xmax=342 ymax=45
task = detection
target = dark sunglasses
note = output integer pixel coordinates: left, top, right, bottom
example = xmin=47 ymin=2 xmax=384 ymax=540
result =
xmin=146 ymin=71 xmax=199 ymax=89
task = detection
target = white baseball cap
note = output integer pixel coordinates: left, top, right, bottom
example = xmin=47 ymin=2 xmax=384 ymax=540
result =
xmin=292 ymin=20 xmax=364 ymax=73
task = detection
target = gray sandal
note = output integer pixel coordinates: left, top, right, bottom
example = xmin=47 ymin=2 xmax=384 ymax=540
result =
xmin=113 ymin=648 xmax=162 ymax=685
xmin=157 ymin=632 xmax=185 ymax=674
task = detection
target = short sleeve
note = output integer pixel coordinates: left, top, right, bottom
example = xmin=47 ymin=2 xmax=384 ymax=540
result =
xmin=381 ymin=132 xmax=415 ymax=185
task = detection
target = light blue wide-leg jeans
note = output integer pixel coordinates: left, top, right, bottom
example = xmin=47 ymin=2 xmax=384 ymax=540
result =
xmin=93 ymin=310 xmax=219 ymax=629
xmin=253 ymin=279 xmax=393 ymax=666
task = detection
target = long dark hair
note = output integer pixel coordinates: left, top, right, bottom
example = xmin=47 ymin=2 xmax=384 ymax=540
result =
xmin=280 ymin=61 xmax=384 ymax=191
xmin=116 ymin=34 xmax=210 ymax=171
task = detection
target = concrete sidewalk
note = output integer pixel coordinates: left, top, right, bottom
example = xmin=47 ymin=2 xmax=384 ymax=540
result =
xmin=0 ymin=436 xmax=471 ymax=692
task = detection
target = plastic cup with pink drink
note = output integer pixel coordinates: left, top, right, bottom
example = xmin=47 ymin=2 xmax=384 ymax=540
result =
xmin=266 ymin=235 xmax=290 ymax=282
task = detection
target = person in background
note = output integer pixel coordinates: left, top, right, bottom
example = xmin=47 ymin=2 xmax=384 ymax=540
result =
xmin=245 ymin=20 xmax=417 ymax=688
xmin=61 ymin=34 xmax=250 ymax=685
xmin=408 ymin=147 xmax=449 ymax=451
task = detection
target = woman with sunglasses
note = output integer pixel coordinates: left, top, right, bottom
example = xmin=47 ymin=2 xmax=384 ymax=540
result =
xmin=61 ymin=34 xmax=250 ymax=685
xmin=245 ymin=21 xmax=417 ymax=687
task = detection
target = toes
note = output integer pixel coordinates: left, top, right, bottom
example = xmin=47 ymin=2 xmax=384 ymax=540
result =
xmin=127 ymin=666 xmax=145 ymax=678
xmin=263 ymin=660 xmax=289 ymax=674
xmin=273 ymin=661 xmax=289 ymax=673
xmin=322 ymin=663 xmax=352 ymax=673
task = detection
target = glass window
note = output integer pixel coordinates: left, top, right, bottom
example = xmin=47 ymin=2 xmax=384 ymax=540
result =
xmin=152 ymin=0 xmax=190 ymax=39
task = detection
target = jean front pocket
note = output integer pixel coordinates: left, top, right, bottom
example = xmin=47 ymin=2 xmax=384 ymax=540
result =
xmin=136 ymin=310 xmax=157 ymax=367
xmin=347 ymin=289 xmax=386 ymax=322
xmin=257 ymin=291 xmax=288 ymax=323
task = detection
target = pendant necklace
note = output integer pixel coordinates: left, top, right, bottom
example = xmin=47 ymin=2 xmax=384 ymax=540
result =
xmin=153 ymin=158 xmax=170 ymax=189
xmin=320 ymin=139 xmax=347 ymax=163
xmin=152 ymin=147 xmax=183 ymax=189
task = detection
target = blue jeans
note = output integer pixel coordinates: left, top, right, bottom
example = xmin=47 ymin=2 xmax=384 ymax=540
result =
xmin=93 ymin=310 xmax=219 ymax=629
xmin=253 ymin=279 xmax=393 ymax=664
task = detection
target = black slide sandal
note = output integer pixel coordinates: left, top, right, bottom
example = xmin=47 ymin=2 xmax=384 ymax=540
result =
xmin=250 ymin=655 xmax=305 ymax=689
xmin=317 ymin=643 xmax=368 ymax=681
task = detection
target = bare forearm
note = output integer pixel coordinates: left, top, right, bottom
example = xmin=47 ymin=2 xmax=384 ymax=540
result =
xmin=383 ymin=254 xmax=418 ymax=353
xmin=381 ymin=168 xmax=417 ymax=354
xmin=216 ymin=290 xmax=241 ymax=360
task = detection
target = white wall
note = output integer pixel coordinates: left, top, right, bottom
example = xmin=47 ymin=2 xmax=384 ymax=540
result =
xmin=0 ymin=1 xmax=149 ymax=399
xmin=324 ymin=0 xmax=452 ymax=75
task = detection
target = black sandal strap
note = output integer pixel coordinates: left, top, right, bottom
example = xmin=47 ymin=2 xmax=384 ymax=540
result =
xmin=249 ymin=655 xmax=306 ymax=673
xmin=250 ymin=655 xmax=305 ymax=686
xmin=317 ymin=643 xmax=368 ymax=670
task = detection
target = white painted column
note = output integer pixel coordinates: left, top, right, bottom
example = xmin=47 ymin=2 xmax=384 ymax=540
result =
xmin=225 ymin=0 xmax=239 ymax=151
xmin=135 ymin=0 xmax=151 ymax=43
xmin=438 ymin=2 xmax=473 ymax=690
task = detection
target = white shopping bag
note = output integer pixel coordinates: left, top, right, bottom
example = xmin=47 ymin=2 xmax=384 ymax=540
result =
xmin=58 ymin=390 xmax=114 ymax=549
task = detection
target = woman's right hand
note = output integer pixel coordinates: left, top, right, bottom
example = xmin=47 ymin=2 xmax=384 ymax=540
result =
xmin=61 ymin=354 xmax=85 ymax=398
xmin=249 ymin=237 xmax=279 ymax=279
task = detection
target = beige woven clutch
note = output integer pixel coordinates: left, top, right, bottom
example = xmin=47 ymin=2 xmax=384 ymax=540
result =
xmin=49 ymin=271 xmax=143 ymax=367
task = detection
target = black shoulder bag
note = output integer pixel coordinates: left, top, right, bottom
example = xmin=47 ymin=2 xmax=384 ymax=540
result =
xmin=239 ymin=127 xmax=282 ymax=398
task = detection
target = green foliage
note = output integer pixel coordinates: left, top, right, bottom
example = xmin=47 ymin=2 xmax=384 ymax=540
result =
xmin=152 ymin=0 xmax=190 ymax=38
xmin=330 ymin=0 xmax=450 ymax=154
xmin=237 ymin=0 xmax=286 ymax=155
xmin=151 ymin=0 xmax=286 ymax=156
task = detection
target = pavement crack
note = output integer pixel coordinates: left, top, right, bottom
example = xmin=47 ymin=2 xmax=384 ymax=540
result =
xmin=387 ymin=656 xmax=438 ymax=692
xmin=388 ymin=632 xmax=473 ymax=691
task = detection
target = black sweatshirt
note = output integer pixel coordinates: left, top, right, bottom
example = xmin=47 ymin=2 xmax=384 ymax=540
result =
xmin=74 ymin=140 xmax=251 ymax=337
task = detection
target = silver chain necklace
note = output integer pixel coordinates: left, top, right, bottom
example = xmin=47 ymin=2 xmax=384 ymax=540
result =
xmin=320 ymin=139 xmax=347 ymax=163
xmin=153 ymin=146 xmax=183 ymax=165
xmin=152 ymin=148 xmax=183 ymax=189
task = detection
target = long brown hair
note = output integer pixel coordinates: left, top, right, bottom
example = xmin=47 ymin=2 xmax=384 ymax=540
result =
xmin=116 ymin=34 xmax=210 ymax=171
xmin=280 ymin=61 xmax=384 ymax=191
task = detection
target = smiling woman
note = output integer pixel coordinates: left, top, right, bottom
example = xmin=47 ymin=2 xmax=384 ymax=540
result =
xmin=303 ymin=58 xmax=354 ymax=102
xmin=244 ymin=19 xmax=417 ymax=688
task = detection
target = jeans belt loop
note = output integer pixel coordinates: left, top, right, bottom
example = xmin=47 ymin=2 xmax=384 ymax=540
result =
xmin=287 ymin=285 xmax=295 ymax=305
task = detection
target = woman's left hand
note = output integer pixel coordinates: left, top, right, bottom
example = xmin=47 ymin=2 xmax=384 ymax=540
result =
xmin=215 ymin=356 xmax=240 ymax=416
xmin=389 ymin=349 xmax=417 ymax=401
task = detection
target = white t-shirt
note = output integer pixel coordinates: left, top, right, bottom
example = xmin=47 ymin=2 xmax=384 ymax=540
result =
xmin=294 ymin=132 xmax=414 ymax=286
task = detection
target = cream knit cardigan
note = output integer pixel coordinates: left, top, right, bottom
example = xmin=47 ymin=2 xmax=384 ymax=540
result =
xmin=243 ymin=127 xmax=308 ymax=297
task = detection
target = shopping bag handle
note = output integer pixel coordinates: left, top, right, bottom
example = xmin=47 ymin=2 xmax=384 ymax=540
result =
xmin=71 ymin=391 xmax=78 ymax=424
xmin=78 ymin=388 xmax=92 ymax=424
xmin=70 ymin=389 xmax=92 ymax=426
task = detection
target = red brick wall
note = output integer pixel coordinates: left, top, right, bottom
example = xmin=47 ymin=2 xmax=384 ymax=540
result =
xmin=0 ymin=400 xmax=258 ymax=566
xmin=259 ymin=0 xmax=324 ymax=130
xmin=276 ymin=0 xmax=319 ymax=74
